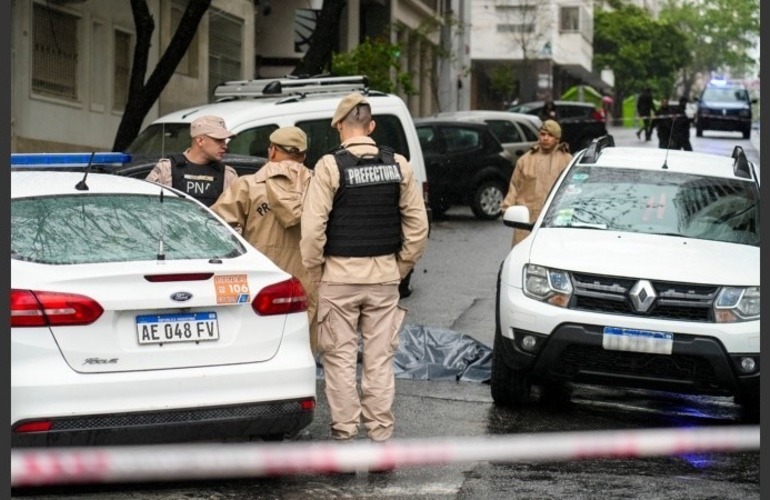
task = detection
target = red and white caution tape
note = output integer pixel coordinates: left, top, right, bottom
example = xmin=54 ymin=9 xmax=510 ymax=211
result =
xmin=11 ymin=425 xmax=759 ymax=487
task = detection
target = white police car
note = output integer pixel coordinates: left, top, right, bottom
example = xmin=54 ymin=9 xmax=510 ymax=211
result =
xmin=492 ymin=137 xmax=760 ymax=414
xmin=11 ymin=153 xmax=316 ymax=446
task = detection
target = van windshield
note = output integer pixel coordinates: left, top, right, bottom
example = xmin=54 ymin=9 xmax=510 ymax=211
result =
xmin=126 ymin=123 xmax=191 ymax=156
xmin=702 ymin=87 xmax=749 ymax=103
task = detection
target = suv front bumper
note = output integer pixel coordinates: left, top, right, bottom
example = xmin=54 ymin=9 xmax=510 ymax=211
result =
xmin=497 ymin=323 xmax=759 ymax=399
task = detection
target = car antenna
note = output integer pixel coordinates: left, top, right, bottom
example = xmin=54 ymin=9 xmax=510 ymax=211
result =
xmin=662 ymin=111 xmax=677 ymax=170
xmin=156 ymin=189 xmax=166 ymax=261
xmin=75 ymin=151 xmax=96 ymax=191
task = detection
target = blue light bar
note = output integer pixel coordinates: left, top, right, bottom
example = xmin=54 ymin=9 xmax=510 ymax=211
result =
xmin=10 ymin=152 xmax=132 ymax=168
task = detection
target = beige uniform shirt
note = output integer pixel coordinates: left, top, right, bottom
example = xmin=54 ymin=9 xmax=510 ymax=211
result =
xmin=300 ymin=136 xmax=429 ymax=285
xmin=210 ymin=160 xmax=312 ymax=285
xmin=145 ymin=151 xmax=238 ymax=191
xmin=501 ymin=143 xmax=572 ymax=246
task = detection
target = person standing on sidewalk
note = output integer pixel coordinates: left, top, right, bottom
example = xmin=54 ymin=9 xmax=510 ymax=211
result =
xmin=300 ymin=92 xmax=429 ymax=445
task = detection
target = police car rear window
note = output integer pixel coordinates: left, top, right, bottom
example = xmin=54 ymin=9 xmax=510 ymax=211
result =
xmin=11 ymin=194 xmax=245 ymax=265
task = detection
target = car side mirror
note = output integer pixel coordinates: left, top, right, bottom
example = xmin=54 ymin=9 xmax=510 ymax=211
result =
xmin=503 ymin=205 xmax=533 ymax=230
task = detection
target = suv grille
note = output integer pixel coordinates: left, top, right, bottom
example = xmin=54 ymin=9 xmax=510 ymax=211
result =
xmin=570 ymin=272 xmax=718 ymax=322
xmin=552 ymin=344 xmax=720 ymax=389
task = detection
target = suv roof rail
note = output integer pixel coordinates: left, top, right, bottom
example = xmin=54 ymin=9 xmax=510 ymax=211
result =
xmin=579 ymin=134 xmax=615 ymax=163
xmin=731 ymin=145 xmax=751 ymax=179
xmin=214 ymin=75 xmax=369 ymax=99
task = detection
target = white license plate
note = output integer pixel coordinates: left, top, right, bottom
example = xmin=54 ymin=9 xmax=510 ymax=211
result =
xmin=136 ymin=312 xmax=220 ymax=345
xmin=602 ymin=327 xmax=673 ymax=355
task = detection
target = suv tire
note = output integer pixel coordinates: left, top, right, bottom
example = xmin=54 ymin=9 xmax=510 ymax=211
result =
xmin=491 ymin=329 xmax=532 ymax=407
xmin=471 ymin=180 xmax=506 ymax=220
xmin=491 ymin=266 xmax=532 ymax=407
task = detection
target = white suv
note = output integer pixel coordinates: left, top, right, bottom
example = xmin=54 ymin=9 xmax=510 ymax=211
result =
xmin=127 ymin=75 xmax=429 ymax=296
xmin=493 ymin=137 xmax=760 ymax=414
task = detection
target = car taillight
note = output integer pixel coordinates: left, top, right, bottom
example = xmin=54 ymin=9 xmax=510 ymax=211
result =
xmin=144 ymin=273 xmax=214 ymax=282
xmin=10 ymin=289 xmax=104 ymax=327
xmin=13 ymin=420 xmax=53 ymax=433
xmin=591 ymin=109 xmax=605 ymax=122
xmin=252 ymin=278 xmax=308 ymax=316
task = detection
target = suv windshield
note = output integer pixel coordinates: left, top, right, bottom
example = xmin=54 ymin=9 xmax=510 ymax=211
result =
xmin=542 ymin=166 xmax=759 ymax=246
xmin=12 ymin=194 xmax=245 ymax=264
xmin=701 ymin=87 xmax=750 ymax=103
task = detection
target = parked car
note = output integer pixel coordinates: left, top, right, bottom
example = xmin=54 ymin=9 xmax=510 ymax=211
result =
xmin=414 ymin=119 xmax=513 ymax=220
xmin=508 ymin=100 xmax=607 ymax=153
xmin=493 ymin=137 xmax=760 ymax=415
xmin=11 ymin=164 xmax=317 ymax=446
xmin=696 ymin=79 xmax=755 ymax=139
xmin=432 ymin=110 xmax=541 ymax=160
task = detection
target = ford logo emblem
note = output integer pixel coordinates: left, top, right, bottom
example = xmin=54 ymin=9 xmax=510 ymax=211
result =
xmin=170 ymin=292 xmax=193 ymax=302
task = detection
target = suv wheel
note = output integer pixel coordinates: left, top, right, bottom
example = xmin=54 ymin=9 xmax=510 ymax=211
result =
xmin=491 ymin=330 xmax=532 ymax=407
xmin=471 ymin=180 xmax=505 ymax=220
xmin=491 ymin=267 xmax=532 ymax=407
xmin=743 ymin=126 xmax=751 ymax=139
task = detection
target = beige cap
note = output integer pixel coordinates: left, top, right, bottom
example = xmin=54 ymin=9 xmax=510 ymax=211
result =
xmin=190 ymin=115 xmax=236 ymax=139
xmin=540 ymin=119 xmax=562 ymax=139
xmin=331 ymin=92 xmax=369 ymax=127
xmin=269 ymin=126 xmax=308 ymax=153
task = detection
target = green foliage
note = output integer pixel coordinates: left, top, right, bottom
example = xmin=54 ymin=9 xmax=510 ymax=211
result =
xmin=489 ymin=65 xmax=517 ymax=99
xmin=659 ymin=0 xmax=759 ymax=80
xmin=594 ymin=4 xmax=690 ymax=99
xmin=331 ymin=38 xmax=417 ymax=95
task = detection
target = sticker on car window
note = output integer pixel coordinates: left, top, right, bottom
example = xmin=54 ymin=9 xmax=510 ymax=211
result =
xmin=215 ymin=274 xmax=251 ymax=304
xmin=572 ymin=173 xmax=589 ymax=183
xmin=553 ymin=208 xmax=574 ymax=226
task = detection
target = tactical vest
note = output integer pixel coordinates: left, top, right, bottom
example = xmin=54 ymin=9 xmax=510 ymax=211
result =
xmin=169 ymin=154 xmax=226 ymax=207
xmin=324 ymin=146 xmax=403 ymax=257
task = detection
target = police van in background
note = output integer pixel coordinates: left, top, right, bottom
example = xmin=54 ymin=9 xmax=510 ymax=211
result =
xmin=126 ymin=75 xmax=429 ymax=296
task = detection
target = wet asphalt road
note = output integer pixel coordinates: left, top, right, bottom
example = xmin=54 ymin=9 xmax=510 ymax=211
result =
xmin=12 ymin=126 xmax=761 ymax=499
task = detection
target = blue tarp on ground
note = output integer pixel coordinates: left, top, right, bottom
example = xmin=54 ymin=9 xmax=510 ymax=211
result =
xmin=316 ymin=324 xmax=493 ymax=383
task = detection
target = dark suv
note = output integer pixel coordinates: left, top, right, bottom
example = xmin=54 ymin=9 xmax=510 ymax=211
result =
xmin=508 ymin=100 xmax=607 ymax=153
xmin=415 ymin=119 xmax=513 ymax=220
xmin=696 ymin=80 xmax=755 ymax=139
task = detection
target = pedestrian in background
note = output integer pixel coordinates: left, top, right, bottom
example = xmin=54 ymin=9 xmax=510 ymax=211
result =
xmin=601 ymin=90 xmax=614 ymax=125
xmin=145 ymin=115 xmax=238 ymax=207
xmin=500 ymin=119 xmax=573 ymax=247
xmin=672 ymin=96 xmax=693 ymax=151
xmin=540 ymin=100 xmax=559 ymax=122
xmin=636 ymin=88 xmax=656 ymax=141
xmin=654 ymin=97 xmax=677 ymax=149
xmin=300 ymin=92 xmax=429 ymax=446
xmin=210 ymin=126 xmax=318 ymax=356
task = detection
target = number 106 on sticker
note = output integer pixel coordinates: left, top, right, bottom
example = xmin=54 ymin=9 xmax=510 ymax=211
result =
xmin=214 ymin=274 xmax=251 ymax=304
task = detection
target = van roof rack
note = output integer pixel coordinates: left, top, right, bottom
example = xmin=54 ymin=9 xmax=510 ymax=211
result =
xmin=579 ymin=134 xmax=615 ymax=163
xmin=731 ymin=145 xmax=751 ymax=179
xmin=214 ymin=75 xmax=369 ymax=99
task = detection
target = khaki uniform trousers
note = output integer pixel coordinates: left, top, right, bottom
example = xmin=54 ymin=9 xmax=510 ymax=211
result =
xmin=317 ymin=281 xmax=406 ymax=442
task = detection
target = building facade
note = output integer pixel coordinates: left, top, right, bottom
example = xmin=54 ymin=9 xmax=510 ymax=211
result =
xmin=11 ymin=0 xmax=256 ymax=153
xmin=470 ymin=0 xmax=609 ymax=110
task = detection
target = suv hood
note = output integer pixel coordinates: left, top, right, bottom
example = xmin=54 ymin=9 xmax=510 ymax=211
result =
xmin=527 ymin=229 xmax=758 ymax=286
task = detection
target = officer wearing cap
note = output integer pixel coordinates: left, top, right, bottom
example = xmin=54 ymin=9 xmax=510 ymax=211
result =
xmin=211 ymin=126 xmax=318 ymax=356
xmin=146 ymin=115 xmax=238 ymax=207
xmin=300 ymin=92 xmax=429 ymax=445
xmin=500 ymin=119 xmax=573 ymax=246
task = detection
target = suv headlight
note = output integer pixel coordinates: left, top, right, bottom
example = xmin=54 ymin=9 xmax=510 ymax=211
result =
xmin=523 ymin=264 xmax=573 ymax=307
xmin=714 ymin=286 xmax=759 ymax=322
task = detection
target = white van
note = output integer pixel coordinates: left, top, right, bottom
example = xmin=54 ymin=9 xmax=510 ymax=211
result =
xmin=126 ymin=75 xmax=429 ymax=296
xmin=127 ymin=75 xmax=429 ymax=209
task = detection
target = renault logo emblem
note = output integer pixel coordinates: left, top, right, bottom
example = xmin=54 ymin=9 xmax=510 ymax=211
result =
xmin=629 ymin=280 xmax=656 ymax=313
